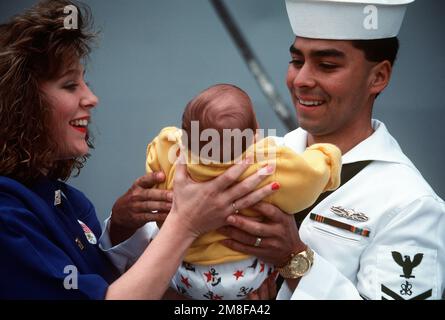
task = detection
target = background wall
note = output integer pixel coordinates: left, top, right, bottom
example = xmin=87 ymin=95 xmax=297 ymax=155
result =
xmin=1 ymin=0 xmax=444 ymax=221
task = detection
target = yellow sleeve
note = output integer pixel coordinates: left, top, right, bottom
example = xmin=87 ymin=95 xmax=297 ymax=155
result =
xmin=270 ymin=143 xmax=341 ymax=214
xmin=145 ymin=127 xmax=181 ymax=190
xmin=306 ymin=143 xmax=342 ymax=191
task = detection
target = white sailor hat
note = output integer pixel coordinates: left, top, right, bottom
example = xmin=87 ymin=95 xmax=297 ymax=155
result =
xmin=285 ymin=0 xmax=414 ymax=40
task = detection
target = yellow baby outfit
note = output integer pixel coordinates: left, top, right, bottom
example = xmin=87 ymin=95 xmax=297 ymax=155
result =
xmin=146 ymin=127 xmax=341 ymax=265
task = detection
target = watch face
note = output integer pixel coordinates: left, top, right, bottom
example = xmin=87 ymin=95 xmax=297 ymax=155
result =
xmin=290 ymin=255 xmax=310 ymax=275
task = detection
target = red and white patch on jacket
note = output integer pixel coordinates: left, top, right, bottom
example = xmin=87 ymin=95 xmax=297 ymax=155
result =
xmin=78 ymin=220 xmax=97 ymax=245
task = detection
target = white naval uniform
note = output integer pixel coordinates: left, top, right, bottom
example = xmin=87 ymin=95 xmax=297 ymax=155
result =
xmin=276 ymin=119 xmax=445 ymax=300
xmin=99 ymin=119 xmax=445 ymax=300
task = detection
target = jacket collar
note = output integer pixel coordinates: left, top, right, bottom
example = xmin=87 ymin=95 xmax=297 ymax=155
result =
xmin=283 ymin=119 xmax=414 ymax=167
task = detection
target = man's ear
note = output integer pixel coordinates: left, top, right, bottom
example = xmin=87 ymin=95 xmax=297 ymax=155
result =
xmin=369 ymin=60 xmax=392 ymax=96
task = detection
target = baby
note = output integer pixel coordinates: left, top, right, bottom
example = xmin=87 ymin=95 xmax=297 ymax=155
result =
xmin=145 ymin=84 xmax=341 ymax=300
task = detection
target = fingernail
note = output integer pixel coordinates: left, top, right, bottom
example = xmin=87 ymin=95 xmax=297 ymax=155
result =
xmin=258 ymin=165 xmax=274 ymax=176
xmin=271 ymin=182 xmax=280 ymax=191
xmin=167 ymin=192 xmax=173 ymax=201
xmin=156 ymin=172 xmax=165 ymax=180
xmin=244 ymin=155 xmax=254 ymax=164
xmin=227 ymin=215 xmax=236 ymax=224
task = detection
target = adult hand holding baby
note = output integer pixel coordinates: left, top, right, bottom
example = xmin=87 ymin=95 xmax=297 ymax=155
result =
xmin=110 ymin=172 xmax=173 ymax=245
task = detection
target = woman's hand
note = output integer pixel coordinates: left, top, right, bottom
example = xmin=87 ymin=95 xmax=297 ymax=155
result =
xmin=218 ymin=202 xmax=306 ymax=267
xmin=110 ymin=172 xmax=173 ymax=245
xmin=169 ymin=156 xmax=279 ymax=239
xmin=106 ymin=158 xmax=280 ymax=300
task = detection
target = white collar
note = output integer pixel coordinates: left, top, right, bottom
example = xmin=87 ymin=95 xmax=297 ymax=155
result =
xmin=283 ymin=119 xmax=414 ymax=166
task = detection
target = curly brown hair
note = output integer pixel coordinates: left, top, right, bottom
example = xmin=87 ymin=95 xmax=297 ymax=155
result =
xmin=0 ymin=0 xmax=96 ymax=185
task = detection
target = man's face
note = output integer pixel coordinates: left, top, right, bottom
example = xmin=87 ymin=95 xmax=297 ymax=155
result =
xmin=286 ymin=37 xmax=375 ymax=138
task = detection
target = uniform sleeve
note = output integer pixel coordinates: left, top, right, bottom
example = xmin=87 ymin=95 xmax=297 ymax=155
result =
xmin=100 ymin=127 xmax=177 ymax=273
xmin=145 ymin=127 xmax=181 ymax=189
xmin=356 ymin=196 xmax=445 ymax=300
xmin=278 ymin=196 xmax=445 ymax=300
xmin=277 ymin=252 xmax=362 ymax=300
xmin=99 ymin=217 xmax=159 ymax=274
xmin=0 ymin=206 xmax=109 ymax=300
xmin=271 ymin=143 xmax=342 ymax=213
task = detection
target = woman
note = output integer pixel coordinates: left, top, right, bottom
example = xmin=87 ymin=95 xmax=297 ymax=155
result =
xmin=0 ymin=0 xmax=278 ymax=299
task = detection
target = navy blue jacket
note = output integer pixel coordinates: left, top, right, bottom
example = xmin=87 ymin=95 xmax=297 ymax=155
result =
xmin=0 ymin=176 xmax=119 ymax=299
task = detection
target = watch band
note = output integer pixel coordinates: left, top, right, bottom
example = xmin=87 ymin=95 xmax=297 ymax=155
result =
xmin=277 ymin=246 xmax=314 ymax=279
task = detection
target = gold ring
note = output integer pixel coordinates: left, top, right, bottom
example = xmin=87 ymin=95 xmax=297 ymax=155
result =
xmin=254 ymin=237 xmax=262 ymax=247
xmin=232 ymin=202 xmax=240 ymax=214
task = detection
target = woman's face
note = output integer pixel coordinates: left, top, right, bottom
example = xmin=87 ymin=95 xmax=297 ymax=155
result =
xmin=40 ymin=61 xmax=98 ymax=159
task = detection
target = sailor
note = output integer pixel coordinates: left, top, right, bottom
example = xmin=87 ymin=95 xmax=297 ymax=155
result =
xmin=220 ymin=0 xmax=445 ymax=300
xmin=100 ymin=0 xmax=445 ymax=300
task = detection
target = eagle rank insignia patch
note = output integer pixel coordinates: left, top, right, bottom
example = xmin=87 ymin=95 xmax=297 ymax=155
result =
xmin=377 ymin=246 xmax=437 ymax=300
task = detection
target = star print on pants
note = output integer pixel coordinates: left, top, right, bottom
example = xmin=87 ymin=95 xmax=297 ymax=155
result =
xmin=204 ymin=271 xmax=213 ymax=282
xmin=180 ymin=275 xmax=192 ymax=288
xmin=233 ymin=270 xmax=244 ymax=280
xmin=260 ymin=262 xmax=265 ymax=273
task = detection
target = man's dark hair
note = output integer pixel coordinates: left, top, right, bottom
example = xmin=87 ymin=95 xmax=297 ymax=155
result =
xmin=352 ymin=37 xmax=399 ymax=99
xmin=351 ymin=37 xmax=399 ymax=66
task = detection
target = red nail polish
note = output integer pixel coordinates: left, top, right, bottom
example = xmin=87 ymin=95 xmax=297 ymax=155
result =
xmin=271 ymin=182 xmax=280 ymax=191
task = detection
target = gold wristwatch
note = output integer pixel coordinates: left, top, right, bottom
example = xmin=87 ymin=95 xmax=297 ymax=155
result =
xmin=277 ymin=246 xmax=314 ymax=279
